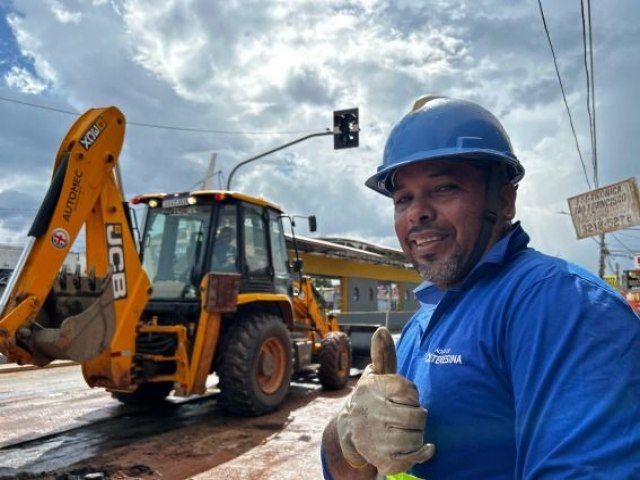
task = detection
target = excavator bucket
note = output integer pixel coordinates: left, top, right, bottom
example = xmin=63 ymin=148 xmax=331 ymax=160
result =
xmin=19 ymin=271 xmax=116 ymax=366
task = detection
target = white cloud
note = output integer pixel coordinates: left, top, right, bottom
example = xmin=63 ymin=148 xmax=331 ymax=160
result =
xmin=48 ymin=0 xmax=82 ymax=24
xmin=4 ymin=65 xmax=48 ymax=93
xmin=6 ymin=13 xmax=58 ymax=87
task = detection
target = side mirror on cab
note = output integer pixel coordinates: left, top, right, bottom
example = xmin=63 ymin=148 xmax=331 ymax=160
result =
xmin=292 ymin=258 xmax=303 ymax=272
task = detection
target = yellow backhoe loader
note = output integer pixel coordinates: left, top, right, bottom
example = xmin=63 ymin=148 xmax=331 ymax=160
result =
xmin=0 ymin=106 xmax=351 ymax=416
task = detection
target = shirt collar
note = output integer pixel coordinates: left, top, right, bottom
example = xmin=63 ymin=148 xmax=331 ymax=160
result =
xmin=414 ymin=222 xmax=528 ymax=306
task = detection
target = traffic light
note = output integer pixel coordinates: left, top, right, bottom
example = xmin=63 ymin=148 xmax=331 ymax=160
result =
xmin=333 ymin=108 xmax=359 ymax=150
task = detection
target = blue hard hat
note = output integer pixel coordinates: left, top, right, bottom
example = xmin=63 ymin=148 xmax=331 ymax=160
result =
xmin=365 ymin=96 xmax=525 ymax=196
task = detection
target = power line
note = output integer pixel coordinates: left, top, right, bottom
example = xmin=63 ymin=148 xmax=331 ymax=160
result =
xmin=579 ymin=0 xmax=608 ymax=277
xmin=0 ymin=94 xmax=323 ymax=136
xmin=0 ymin=208 xmax=38 ymax=213
xmin=615 ymin=230 xmax=640 ymax=239
xmin=581 ymin=0 xmax=597 ymax=185
xmin=537 ymin=0 xmax=592 ymax=190
xmin=610 ymin=233 xmax=636 ymax=255
xmin=538 ymin=0 xmax=615 ymax=276
xmin=607 ymin=253 xmax=634 ymax=260
xmin=587 ymin=0 xmax=598 ymax=186
xmin=189 ymin=169 xmax=226 ymax=190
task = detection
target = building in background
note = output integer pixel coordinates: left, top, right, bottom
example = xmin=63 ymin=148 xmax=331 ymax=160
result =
xmin=621 ymin=269 xmax=640 ymax=316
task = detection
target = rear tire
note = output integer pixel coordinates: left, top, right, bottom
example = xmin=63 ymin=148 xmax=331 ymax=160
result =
xmin=111 ymin=382 xmax=173 ymax=406
xmin=217 ymin=313 xmax=292 ymax=416
xmin=318 ymin=331 xmax=351 ymax=390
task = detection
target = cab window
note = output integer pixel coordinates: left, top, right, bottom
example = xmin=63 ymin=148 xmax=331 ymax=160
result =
xmin=244 ymin=204 xmax=269 ymax=275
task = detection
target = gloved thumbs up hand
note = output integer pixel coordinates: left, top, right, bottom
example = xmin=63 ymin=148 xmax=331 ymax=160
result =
xmin=368 ymin=323 xmax=397 ymax=374
xmin=337 ymin=327 xmax=435 ymax=476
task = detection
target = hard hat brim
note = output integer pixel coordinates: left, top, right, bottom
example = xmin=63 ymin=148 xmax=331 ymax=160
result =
xmin=365 ymin=149 xmax=524 ymax=197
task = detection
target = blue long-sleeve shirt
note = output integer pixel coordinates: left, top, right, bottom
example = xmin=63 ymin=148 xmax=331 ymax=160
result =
xmin=322 ymin=223 xmax=640 ymax=479
xmin=397 ymin=223 xmax=640 ymax=479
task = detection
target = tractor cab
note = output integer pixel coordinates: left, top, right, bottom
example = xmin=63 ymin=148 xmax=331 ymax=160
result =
xmin=133 ymin=191 xmax=301 ymax=301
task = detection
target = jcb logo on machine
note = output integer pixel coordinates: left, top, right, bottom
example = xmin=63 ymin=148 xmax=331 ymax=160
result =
xmin=106 ymin=223 xmax=127 ymax=299
xmin=80 ymin=116 xmax=107 ymax=150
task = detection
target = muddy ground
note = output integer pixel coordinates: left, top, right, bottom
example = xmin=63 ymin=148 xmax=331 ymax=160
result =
xmin=32 ymin=382 xmax=353 ymax=480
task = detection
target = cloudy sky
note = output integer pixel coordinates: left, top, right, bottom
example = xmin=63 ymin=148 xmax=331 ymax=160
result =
xmin=0 ymin=0 xmax=638 ymax=276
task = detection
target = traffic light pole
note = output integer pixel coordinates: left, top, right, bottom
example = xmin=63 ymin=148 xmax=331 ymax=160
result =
xmin=226 ymin=130 xmax=332 ymax=190
xmin=225 ymin=108 xmax=359 ymax=190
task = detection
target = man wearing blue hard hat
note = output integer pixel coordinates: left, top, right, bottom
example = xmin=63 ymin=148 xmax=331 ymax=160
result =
xmin=321 ymin=96 xmax=640 ymax=479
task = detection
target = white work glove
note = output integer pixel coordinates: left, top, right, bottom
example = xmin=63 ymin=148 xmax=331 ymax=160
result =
xmin=337 ymin=326 xmax=435 ymax=475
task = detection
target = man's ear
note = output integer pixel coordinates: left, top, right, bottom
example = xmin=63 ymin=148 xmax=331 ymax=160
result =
xmin=499 ymin=183 xmax=517 ymax=221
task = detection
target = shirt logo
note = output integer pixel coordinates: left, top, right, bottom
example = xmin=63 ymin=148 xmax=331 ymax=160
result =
xmin=425 ymin=348 xmax=463 ymax=365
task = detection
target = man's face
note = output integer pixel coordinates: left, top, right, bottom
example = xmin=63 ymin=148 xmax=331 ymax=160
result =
xmin=392 ymin=159 xmax=513 ymax=288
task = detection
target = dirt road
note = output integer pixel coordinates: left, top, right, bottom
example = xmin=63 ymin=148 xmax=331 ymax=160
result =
xmin=62 ymin=384 xmax=351 ymax=480
xmin=0 ymin=363 xmax=353 ymax=480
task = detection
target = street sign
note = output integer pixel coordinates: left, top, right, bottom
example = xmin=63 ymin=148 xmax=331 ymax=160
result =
xmin=567 ymin=177 xmax=640 ymax=239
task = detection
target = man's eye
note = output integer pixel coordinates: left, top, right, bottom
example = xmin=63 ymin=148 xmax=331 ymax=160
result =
xmin=436 ymin=184 xmax=458 ymax=193
xmin=393 ymin=195 xmax=411 ymax=206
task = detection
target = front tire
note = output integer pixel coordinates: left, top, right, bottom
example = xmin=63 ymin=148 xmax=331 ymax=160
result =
xmin=318 ymin=331 xmax=351 ymax=390
xmin=217 ymin=313 xmax=292 ymax=416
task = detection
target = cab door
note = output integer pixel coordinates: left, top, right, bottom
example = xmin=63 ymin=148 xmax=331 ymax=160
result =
xmin=268 ymin=209 xmax=291 ymax=295
xmin=241 ymin=203 xmax=273 ymax=293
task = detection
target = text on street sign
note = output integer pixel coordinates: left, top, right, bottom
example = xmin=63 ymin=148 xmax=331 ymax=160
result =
xmin=567 ymin=177 xmax=640 ymax=239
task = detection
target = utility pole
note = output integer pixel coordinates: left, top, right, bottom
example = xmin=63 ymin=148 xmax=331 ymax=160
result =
xmin=201 ymin=153 xmax=217 ymax=190
xmin=598 ymin=233 xmax=606 ymax=278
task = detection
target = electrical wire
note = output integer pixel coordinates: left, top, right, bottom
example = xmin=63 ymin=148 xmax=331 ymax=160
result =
xmin=0 ymin=94 xmax=324 ymax=135
xmin=578 ymin=0 xmax=607 ymax=276
xmin=189 ymin=170 xmax=227 ymax=190
xmin=610 ymin=232 xmax=637 ymax=256
xmin=587 ymin=0 xmax=598 ymax=187
xmin=539 ymin=1 xmax=622 ymax=276
xmin=581 ymin=0 xmax=597 ymax=186
xmin=615 ymin=229 xmax=640 ymax=238
xmin=607 ymin=253 xmax=634 ymax=260
xmin=0 ymin=208 xmax=38 ymax=213
xmin=537 ymin=0 xmax=592 ymax=190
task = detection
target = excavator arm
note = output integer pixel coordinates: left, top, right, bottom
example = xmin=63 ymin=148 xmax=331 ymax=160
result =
xmin=292 ymin=275 xmax=339 ymax=340
xmin=0 ymin=107 xmax=151 ymax=367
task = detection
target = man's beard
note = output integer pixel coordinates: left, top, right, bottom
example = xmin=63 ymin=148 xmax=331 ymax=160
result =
xmin=413 ymin=245 xmax=467 ymax=287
